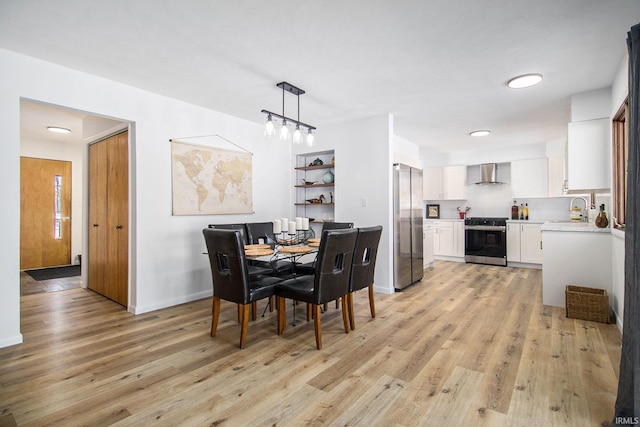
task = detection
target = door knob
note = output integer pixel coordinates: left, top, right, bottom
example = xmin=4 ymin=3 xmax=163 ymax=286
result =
xmin=93 ymin=224 xmax=99 ymax=227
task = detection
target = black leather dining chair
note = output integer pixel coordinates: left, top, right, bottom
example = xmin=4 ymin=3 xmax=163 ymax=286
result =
xmin=275 ymin=228 xmax=358 ymax=350
xmin=245 ymin=222 xmax=294 ymax=277
xmin=208 ymin=223 xmax=274 ymax=277
xmin=347 ymin=225 xmax=383 ymax=330
xmin=202 ymin=228 xmax=283 ymax=348
xmin=295 ymin=221 xmax=354 ymax=276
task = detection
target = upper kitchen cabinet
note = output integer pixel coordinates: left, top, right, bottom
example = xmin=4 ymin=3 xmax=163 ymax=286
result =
xmin=423 ymin=165 xmax=466 ymax=200
xmin=547 ymin=155 xmax=567 ymax=197
xmin=511 ymin=158 xmax=549 ymax=198
xmin=567 ymin=118 xmax=611 ymax=191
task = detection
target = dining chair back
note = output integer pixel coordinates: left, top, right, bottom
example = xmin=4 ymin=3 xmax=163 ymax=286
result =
xmin=276 ymin=228 xmax=358 ymax=349
xmin=321 ymin=221 xmax=354 ymax=232
xmin=295 ymin=221 xmax=355 ymax=276
xmin=245 ymin=222 xmax=276 ymax=244
xmin=347 ymin=225 xmax=383 ymax=329
xmin=203 ymin=228 xmax=282 ymax=348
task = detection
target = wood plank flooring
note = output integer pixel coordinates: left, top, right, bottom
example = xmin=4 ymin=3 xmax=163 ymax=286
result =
xmin=0 ymin=261 xmax=621 ymax=426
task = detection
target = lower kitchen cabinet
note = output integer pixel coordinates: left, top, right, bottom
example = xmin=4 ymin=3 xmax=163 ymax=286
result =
xmin=507 ymin=222 xmax=542 ymax=265
xmin=433 ymin=220 xmax=464 ymax=259
xmin=423 ymin=225 xmax=434 ymax=268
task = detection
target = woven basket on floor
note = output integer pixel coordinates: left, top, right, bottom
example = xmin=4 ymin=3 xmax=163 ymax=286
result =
xmin=565 ymin=285 xmax=609 ymax=324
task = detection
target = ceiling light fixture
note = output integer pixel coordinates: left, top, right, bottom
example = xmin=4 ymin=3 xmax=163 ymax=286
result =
xmin=470 ymin=130 xmax=490 ymax=137
xmin=262 ymin=81 xmax=316 ymax=147
xmin=47 ymin=126 xmax=71 ymax=134
xmin=507 ymin=73 xmax=543 ymax=89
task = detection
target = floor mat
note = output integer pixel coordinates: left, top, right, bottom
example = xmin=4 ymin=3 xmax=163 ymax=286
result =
xmin=24 ymin=265 xmax=81 ymax=281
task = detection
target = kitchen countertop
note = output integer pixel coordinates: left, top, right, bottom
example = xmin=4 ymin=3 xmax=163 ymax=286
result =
xmin=540 ymin=221 xmax=610 ymax=233
xmin=506 ymin=219 xmax=545 ymax=224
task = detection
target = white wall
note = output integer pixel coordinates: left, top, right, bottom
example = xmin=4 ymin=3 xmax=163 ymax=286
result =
xmin=20 ymin=135 xmax=85 ymax=265
xmin=570 ymin=87 xmax=612 ymax=121
xmin=0 ymin=48 xmax=291 ymax=347
xmin=294 ymin=114 xmax=395 ymax=294
xmin=393 ymin=135 xmax=422 ymax=169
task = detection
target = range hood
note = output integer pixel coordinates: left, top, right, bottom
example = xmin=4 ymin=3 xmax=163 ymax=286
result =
xmin=475 ymin=163 xmax=504 ymax=185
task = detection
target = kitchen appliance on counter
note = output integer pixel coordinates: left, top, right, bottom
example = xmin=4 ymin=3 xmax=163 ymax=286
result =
xmin=393 ymin=164 xmax=423 ymax=289
xmin=464 ymin=217 xmax=508 ymax=266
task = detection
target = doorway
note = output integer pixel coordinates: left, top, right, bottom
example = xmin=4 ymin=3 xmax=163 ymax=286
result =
xmin=19 ymin=100 xmax=130 ymax=301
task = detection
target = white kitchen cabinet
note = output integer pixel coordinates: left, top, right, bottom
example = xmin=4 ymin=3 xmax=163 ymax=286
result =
xmin=423 ymin=225 xmax=434 ymax=268
xmin=520 ymin=224 xmax=542 ymax=263
xmin=423 ymin=166 xmax=466 ymax=200
xmin=567 ymin=118 xmax=610 ymax=191
xmin=507 ymin=222 xmax=542 ymax=265
xmin=511 ymin=158 xmax=549 ymax=198
xmin=433 ymin=220 xmax=464 ymax=258
xmin=548 ymin=155 xmax=567 ymax=197
xmin=506 ymin=223 xmax=521 ymax=262
xmin=542 ymin=229 xmax=612 ymax=308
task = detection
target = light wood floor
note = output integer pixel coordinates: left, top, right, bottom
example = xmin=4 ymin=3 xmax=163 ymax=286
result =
xmin=0 ymin=261 xmax=621 ymax=426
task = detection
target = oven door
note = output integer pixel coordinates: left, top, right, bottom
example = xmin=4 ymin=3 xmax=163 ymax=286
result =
xmin=464 ymin=226 xmax=507 ymax=266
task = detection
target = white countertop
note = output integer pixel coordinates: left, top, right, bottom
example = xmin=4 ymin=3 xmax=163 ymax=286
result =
xmin=541 ymin=221 xmax=610 ymax=233
xmin=506 ymin=219 xmax=545 ymax=224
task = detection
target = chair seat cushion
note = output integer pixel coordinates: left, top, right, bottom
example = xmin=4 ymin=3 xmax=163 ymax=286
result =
xmin=249 ymin=275 xmax=283 ymax=301
xmin=247 ymin=263 xmax=275 ymax=277
xmin=275 ymin=276 xmax=315 ymax=304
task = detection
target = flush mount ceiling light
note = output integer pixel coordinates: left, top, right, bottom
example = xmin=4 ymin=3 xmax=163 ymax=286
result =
xmin=47 ymin=126 xmax=71 ymax=134
xmin=262 ymin=81 xmax=316 ymax=147
xmin=470 ymin=130 xmax=490 ymax=137
xmin=507 ymin=73 xmax=543 ymax=89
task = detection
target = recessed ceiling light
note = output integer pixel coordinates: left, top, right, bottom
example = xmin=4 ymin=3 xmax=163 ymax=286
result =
xmin=507 ymin=73 xmax=543 ymax=89
xmin=470 ymin=130 xmax=490 ymax=137
xmin=47 ymin=126 xmax=71 ymax=134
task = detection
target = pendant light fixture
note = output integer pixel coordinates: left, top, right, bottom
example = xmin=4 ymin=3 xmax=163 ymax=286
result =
xmin=262 ymin=81 xmax=316 ymax=146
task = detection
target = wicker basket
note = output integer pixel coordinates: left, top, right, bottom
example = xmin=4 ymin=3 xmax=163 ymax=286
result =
xmin=565 ymin=285 xmax=610 ymax=323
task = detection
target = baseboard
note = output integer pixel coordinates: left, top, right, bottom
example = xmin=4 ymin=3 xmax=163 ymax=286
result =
xmin=434 ymin=255 xmax=465 ymax=263
xmin=129 ymin=290 xmax=213 ymax=315
xmin=0 ymin=333 xmax=23 ymax=349
xmin=506 ymin=261 xmax=542 ymax=270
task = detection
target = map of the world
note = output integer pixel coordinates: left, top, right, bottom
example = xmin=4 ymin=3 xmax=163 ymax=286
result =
xmin=171 ymin=140 xmax=253 ymax=215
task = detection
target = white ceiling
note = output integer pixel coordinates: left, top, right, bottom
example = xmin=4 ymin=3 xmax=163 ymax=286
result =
xmin=2 ymin=0 xmax=639 ymax=153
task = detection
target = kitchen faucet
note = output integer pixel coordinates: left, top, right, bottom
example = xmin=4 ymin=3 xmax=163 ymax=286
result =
xmin=569 ymin=196 xmax=590 ymax=222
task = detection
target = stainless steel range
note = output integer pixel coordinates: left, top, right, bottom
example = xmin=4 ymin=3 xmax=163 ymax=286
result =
xmin=464 ymin=217 xmax=507 ymax=266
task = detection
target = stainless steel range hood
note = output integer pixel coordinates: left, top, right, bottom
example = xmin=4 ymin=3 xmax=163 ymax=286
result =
xmin=475 ymin=163 xmax=504 ymax=185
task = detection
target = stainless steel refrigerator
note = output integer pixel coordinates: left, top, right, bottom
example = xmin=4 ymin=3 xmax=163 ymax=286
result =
xmin=393 ymin=164 xmax=424 ymax=290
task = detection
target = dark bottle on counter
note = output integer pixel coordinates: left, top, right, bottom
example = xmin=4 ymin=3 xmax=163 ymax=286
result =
xmin=595 ymin=204 xmax=609 ymax=228
xmin=511 ymin=201 xmax=519 ymax=220
xmin=519 ymin=203 xmax=524 ymax=220
xmin=524 ymin=203 xmax=529 ymax=220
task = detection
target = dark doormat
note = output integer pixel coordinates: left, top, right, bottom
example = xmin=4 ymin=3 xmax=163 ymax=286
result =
xmin=25 ymin=265 xmax=81 ymax=281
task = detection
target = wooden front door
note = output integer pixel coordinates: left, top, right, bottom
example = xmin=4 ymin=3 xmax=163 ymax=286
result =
xmin=88 ymin=131 xmax=129 ymax=307
xmin=20 ymin=157 xmax=72 ymax=270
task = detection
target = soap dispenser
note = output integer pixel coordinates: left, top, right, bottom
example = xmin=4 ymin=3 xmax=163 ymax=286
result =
xmin=595 ymin=204 xmax=609 ymax=228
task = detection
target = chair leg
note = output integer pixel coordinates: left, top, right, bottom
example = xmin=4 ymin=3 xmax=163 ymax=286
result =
xmin=348 ymin=292 xmax=355 ymax=330
xmin=277 ymin=297 xmax=286 ymax=335
xmin=211 ymin=296 xmax=220 ymax=337
xmin=368 ymin=284 xmax=376 ymax=318
xmin=251 ymin=301 xmax=257 ymax=321
xmin=323 ymin=303 xmax=328 ymax=311
xmin=269 ymin=296 xmax=274 ymax=312
xmin=313 ymin=304 xmax=322 ymax=350
xmin=239 ymin=304 xmax=250 ymax=348
xmin=335 ymin=299 xmax=339 ymax=309
xmin=341 ymin=296 xmax=350 ymax=334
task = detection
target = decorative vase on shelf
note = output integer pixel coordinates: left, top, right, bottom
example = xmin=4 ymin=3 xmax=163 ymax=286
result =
xmin=322 ymin=169 xmax=334 ymax=184
xmin=595 ymin=204 xmax=609 ymax=228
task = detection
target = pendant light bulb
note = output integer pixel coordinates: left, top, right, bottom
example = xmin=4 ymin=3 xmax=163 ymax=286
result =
xmin=293 ymin=124 xmax=302 ymax=144
xmin=306 ymin=129 xmax=315 ymax=147
xmin=280 ymin=119 xmax=290 ymax=141
xmin=264 ymin=114 xmax=275 ymax=137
